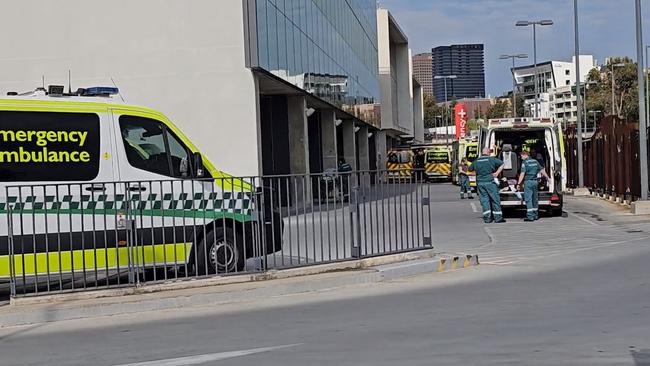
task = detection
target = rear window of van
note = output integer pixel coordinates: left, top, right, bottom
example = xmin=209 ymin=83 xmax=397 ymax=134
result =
xmin=0 ymin=111 xmax=100 ymax=182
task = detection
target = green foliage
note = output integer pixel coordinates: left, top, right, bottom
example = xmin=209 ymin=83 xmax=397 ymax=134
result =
xmin=423 ymin=94 xmax=444 ymax=128
xmin=585 ymin=57 xmax=639 ymax=121
xmin=516 ymin=94 xmax=526 ymax=117
xmin=466 ymin=119 xmax=480 ymax=131
xmin=486 ymin=99 xmax=511 ymax=119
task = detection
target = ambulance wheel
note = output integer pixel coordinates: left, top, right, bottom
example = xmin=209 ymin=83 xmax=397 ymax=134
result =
xmin=196 ymin=227 xmax=245 ymax=275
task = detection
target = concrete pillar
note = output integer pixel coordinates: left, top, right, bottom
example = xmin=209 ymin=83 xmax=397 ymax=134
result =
xmin=375 ymin=130 xmax=388 ymax=171
xmin=357 ymin=125 xmax=370 ymax=187
xmin=320 ymin=109 xmax=338 ymax=171
xmin=341 ymin=120 xmax=357 ymax=171
xmin=287 ymin=96 xmax=311 ymax=204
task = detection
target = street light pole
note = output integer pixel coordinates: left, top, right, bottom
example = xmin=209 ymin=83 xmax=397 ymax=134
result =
xmin=646 ymin=45 xmax=649 ymax=127
xmin=635 ymin=0 xmax=648 ymax=200
xmin=517 ymin=20 xmax=553 ymax=118
xmin=610 ymin=63 xmax=625 ymax=117
xmin=500 ymin=54 xmax=528 ymax=117
xmin=573 ymin=0 xmax=584 ymax=187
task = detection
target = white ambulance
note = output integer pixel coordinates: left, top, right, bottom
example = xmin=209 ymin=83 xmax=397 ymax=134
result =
xmin=479 ymin=117 xmax=566 ymax=216
xmin=0 ymin=86 xmax=282 ymax=291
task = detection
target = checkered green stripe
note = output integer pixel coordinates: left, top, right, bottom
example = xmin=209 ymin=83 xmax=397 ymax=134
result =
xmin=0 ymin=192 xmax=254 ymax=215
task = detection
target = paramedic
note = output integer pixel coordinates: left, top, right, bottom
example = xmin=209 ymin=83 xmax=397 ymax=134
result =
xmin=458 ymin=157 xmax=473 ymax=199
xmin=469 ymin=147 xmax=506 ymax=224
xmin=517 ymin=150 xmax=550 ymax=222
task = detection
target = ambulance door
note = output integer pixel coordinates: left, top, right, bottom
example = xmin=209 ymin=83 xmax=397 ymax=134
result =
xmin=111 ymin=111 xmax=210 ymax=275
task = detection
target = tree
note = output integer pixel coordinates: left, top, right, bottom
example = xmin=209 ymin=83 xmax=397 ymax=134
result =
xmin=585 ymin=57 xmax=639 ymax=121
xmin=423 ymin=94 xmax=444 ymax=128
xmin=486 ymin=100 xmax=511 ymax=119
xmin=515 ymin=94 xmax=526 ymax=118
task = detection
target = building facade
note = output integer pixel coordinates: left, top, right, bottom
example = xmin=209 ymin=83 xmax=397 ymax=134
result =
xmin=412 ymin=53 xmax=433 ymax=96
xmin=0 ymin=0 xmax=422 ymax=179
xmin=432 ymin=44 xmax=485 ymax=102
xmin=512 ymin=55 xmax=597 ymax=120
xmin=375 ymin=7 xmax=423 ymax=167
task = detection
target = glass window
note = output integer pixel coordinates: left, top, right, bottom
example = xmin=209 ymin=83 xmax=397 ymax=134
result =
xmin=277 ymin=13 xmax=287 ymax=72
xmin=120 ymin=116 xmax=170 ymax=177
xmin=166 ymin=131 xmax=191 ymax=178
xmin=0 ymin=111 xmax=100 ymax=182
xmin=256 ymin=0 xmax=269 ymax=68
xmin=119 ymin=116 xmax=192 ymax=179
xmin=267 ymin=5 xmax=279 ymax=72
xmin=292 ymin=23 xmax=302 ymax=76
xmin=286 ymin=18 xmax=295 ymax=76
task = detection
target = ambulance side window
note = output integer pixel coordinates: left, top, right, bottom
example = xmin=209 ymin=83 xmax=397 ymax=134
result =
xmin=166 ymin=131 xmax=191 ymax=177
xmin=119 ymin=116 xmax=192 ymax=178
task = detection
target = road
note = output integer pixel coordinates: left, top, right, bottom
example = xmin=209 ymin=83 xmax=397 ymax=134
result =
xmin=1 ymin=184 xmax=649 ymax=366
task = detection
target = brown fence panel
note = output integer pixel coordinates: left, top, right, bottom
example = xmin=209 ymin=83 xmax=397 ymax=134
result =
xmin=564 ymin=116 xmax=645 ymax=200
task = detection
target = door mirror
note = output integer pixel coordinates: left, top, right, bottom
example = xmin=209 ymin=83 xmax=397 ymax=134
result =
xmin=193 ymin=152 xmax=205 ymax=178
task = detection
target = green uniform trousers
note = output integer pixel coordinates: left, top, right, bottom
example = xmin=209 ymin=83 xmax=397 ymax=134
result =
xmin=524 ymin=180 xmax=539 ymax=220
xmin=477 ymin=182 xmax=503 ymax=223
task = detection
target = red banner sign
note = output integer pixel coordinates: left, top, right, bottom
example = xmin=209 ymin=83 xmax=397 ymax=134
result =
xmin=455 ymin=103 xmax=467 ymax=140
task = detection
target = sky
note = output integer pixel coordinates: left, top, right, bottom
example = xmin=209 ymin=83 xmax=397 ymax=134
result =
xmin=380 ymin=0 xmax=649 ymax=97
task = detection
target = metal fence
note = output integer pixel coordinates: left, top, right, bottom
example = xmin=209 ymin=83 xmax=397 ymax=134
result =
xmin=565 ymin=116 xmax=646 ymax=200
xmin=2 ymin=170 xmax=433 ymax=298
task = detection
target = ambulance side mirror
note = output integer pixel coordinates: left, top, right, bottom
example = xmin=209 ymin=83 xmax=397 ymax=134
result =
xmin=193 ymin=152 xmax=205 ymax=178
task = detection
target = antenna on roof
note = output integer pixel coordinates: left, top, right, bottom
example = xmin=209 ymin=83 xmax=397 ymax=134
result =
xmin=41 ymin=75 xmax=45 ymax=89
xmin=110 ymin=77 xmax=126 ymax=102
xmin=68 ymin=70 xmax=72 ymax=94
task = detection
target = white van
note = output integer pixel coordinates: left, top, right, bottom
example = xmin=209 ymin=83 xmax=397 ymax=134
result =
xmin=479 ymin=118 xmax=566 ymax=216
xmin=0 ymin=86 xmax=282 ymax=289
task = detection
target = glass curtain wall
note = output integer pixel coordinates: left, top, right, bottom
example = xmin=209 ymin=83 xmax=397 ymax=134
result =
xmin=253 ymin=0 xmax=380 ymax=127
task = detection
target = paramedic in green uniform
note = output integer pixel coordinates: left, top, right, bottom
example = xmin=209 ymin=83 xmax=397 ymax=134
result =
xmin=517 ymin=150 xmax=550 ymax=222
xmin=469 ymin=147 xmax=506 ymax=223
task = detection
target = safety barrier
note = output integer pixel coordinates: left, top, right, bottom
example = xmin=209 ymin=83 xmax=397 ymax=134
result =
xmin=2 ymin=170 xmax=433 ymax=298
xmin=565 ymin=115 xmax=646 ymax=200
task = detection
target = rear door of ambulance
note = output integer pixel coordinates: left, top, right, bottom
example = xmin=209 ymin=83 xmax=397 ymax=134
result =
xmin=1 ymin=106 xmax=118 ymax=288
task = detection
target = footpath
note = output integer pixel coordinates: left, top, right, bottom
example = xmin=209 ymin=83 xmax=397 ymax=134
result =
xmin=0 ymin=250 xmax=479 ymax=328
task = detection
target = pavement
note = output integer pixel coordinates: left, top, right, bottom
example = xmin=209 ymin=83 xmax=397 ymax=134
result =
xmin=1 ymin=183 xmax=649 ymax=365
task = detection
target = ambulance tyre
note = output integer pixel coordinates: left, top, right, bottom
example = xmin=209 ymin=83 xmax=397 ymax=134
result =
xmin=196 ymin=227 xmax=245 ymax=275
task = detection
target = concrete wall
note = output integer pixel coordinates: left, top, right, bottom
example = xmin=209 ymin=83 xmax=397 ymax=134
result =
xmin=377 ymin=10 xmax=395 ymax=132
xmin=396 ymin=45 xmax=413 ymax=133
xmin=413 ymin=82 xmax=424 ymax=143
xmin=320 ymin=110 xmax=338 ymax=171
xmin=0 ymin=0 xmax=260 ymax=177
xmin=377 ymin=8 xmax=413 ymax=137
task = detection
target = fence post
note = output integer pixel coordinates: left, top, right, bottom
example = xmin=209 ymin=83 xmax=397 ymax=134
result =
xmin=6 ymin=187 xmax=16 ymax=298
xmin=350 ymin=183 xmax=361 ymax=259
xmin=124 ymin=184 xmax=139 ymax=287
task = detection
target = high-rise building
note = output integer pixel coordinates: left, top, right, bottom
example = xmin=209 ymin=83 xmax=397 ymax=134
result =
xmin=412 ymin=53 xmax=433 ymax=96
xmin=512 ymin=55 xmax=597 ymax=121
xmin=432 ymin=44 xmax=485 ymax=102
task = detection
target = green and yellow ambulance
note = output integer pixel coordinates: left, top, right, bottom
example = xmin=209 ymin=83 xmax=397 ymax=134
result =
xmin=0 ymin=86 xmax=282 ymax=288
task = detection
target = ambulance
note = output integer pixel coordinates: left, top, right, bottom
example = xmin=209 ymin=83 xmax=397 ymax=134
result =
xmin=479 ymin=117 xmax=566 ymax=216
xmin=451 ymin=138 xmax=478 ymax=189
xmin=386 ymin=149 xmax=414 ymax=180
xmin=0 ymin=86 xmax=283 ymax=289
xmin=424 ymin=147 xmax=452 ymax=181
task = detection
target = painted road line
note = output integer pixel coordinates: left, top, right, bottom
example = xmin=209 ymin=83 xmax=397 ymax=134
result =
xmin=113 ymin=344 xmax=302 ymax=366
xmin=470 ymin=202 xmax=478 ymax=213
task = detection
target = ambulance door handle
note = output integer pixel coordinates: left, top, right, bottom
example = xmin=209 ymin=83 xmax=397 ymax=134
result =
xmin=85 ymin=184 xmax=106 ymax=192
xmin=128 ymin=185 xmax=147 ymax=192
